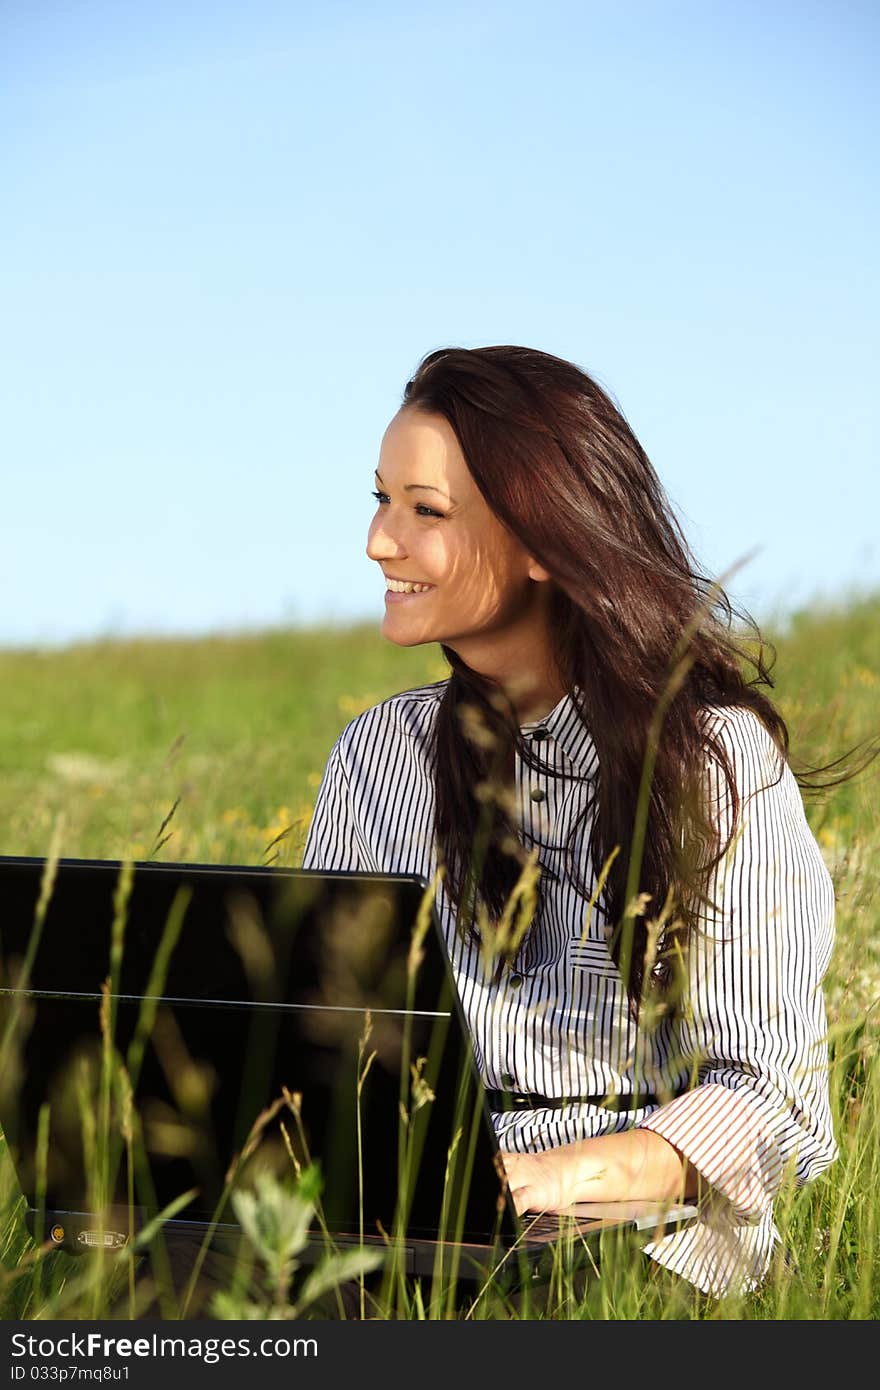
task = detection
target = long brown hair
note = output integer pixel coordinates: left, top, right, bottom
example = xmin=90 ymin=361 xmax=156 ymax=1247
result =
xmin=401 ymin=345 xmax=863 ymax=1012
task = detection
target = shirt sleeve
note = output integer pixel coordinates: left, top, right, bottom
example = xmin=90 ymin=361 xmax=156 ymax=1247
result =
xmin=636 ymin=707 xmax=838 ymax=1224
xmin=300 ymin=733 xmax=367 ymax=872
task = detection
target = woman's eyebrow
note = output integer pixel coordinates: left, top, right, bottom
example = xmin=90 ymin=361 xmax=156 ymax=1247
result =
xmin=374 ymin=469 xmax=456 ymax=503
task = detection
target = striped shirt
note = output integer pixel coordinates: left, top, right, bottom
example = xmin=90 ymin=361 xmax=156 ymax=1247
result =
xmin=301 ymin=679 xmax=838 ymax=1296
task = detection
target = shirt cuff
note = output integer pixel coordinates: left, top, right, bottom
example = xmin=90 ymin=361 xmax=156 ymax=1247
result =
xmin=638 ymin=1082 xmax=782 ymax=1221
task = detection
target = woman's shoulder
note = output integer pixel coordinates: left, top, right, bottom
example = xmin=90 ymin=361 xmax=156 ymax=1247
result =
xmin=698 ymin=700 xmax=788 ymax=798
xmin=700 ymin=700 xmax=783 ymax=751
xmin=336 ymin=678 xmax=449 ymax=754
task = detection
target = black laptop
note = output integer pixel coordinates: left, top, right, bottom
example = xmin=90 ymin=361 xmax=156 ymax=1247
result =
xmin=0 ymin=855 xmax=696 ymax=1286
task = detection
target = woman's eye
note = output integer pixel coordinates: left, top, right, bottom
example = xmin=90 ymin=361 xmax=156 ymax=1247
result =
xmin=370 ymin=490 xmax=442 ymax=518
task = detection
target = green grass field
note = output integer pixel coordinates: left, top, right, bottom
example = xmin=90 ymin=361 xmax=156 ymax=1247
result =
xmin=0 ymin=595 xmax=877 ymax=1318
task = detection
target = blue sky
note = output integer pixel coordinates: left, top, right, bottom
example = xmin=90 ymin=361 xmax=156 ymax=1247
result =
xmin=2 ymin=0 xmax=877 ymax=648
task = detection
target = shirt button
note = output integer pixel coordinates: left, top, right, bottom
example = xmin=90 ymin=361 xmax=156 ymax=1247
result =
xmin=529 ymin=787 xmax=546 ymax=803
xmin=530 ymin=728 xmax=549 ymax=741
xmin=509 ymin=973 xmax=523 ymax=990
xmin=501 ymin=1072 xmax=516 ymax=1087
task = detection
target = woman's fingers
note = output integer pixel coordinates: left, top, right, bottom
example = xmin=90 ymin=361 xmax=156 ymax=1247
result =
xmin=501 ymin=1154 xmax=539 ymax=1211
xmin=501 ymin=1140 xmax=614 ymax=1210
xmin=510 ymin=1186 xmax=537 ymax=1215
xmin=501 ymin=1152 xmax=562 ymax=1212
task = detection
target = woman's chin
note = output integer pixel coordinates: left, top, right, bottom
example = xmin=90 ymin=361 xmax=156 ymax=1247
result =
xmin=379 ymin=618 xmax=430 ymax=649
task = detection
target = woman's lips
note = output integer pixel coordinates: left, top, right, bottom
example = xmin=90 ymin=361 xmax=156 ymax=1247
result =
xmin=384 ymin=586 xmax=435 ymax=604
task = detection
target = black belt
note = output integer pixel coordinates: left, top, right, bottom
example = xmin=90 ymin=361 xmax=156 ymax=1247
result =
xmin=485 ymin=1089 xmax=657 ymax=1114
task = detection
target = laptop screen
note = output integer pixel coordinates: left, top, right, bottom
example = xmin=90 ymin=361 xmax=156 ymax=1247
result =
xmin=0 ymin=858 xmax=510 ymax=1252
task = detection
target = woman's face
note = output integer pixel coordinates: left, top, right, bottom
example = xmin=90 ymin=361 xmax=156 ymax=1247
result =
xmin=366 ymin=408 xmax=554 ymax=670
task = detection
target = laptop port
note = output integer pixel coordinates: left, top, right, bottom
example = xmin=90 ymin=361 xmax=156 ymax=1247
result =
xmin=77 ymin=1230 xmax=127 ymax=1249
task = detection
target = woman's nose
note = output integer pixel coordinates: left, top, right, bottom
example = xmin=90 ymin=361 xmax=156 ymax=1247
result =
xmin=366 ymin=516 xmax=406 ymax=561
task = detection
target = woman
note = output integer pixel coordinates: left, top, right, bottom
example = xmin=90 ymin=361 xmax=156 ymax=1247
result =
xmin=301 ymin=344 xmax=839 ymax=1299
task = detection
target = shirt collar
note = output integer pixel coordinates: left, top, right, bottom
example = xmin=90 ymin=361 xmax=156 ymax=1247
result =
xmin=518 ymin=684 xmax=598 ymax=778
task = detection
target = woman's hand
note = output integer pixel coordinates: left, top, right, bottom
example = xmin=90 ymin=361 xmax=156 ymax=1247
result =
xmin=501 ymin=1128 xmax=698 ymax=1214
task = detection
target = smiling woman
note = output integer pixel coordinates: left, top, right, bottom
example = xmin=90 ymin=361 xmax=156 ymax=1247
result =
xmin=302 ymin=343 xmax=852 ymax=1299
xmin=368 ymin=410 xmax=564 ymax=725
